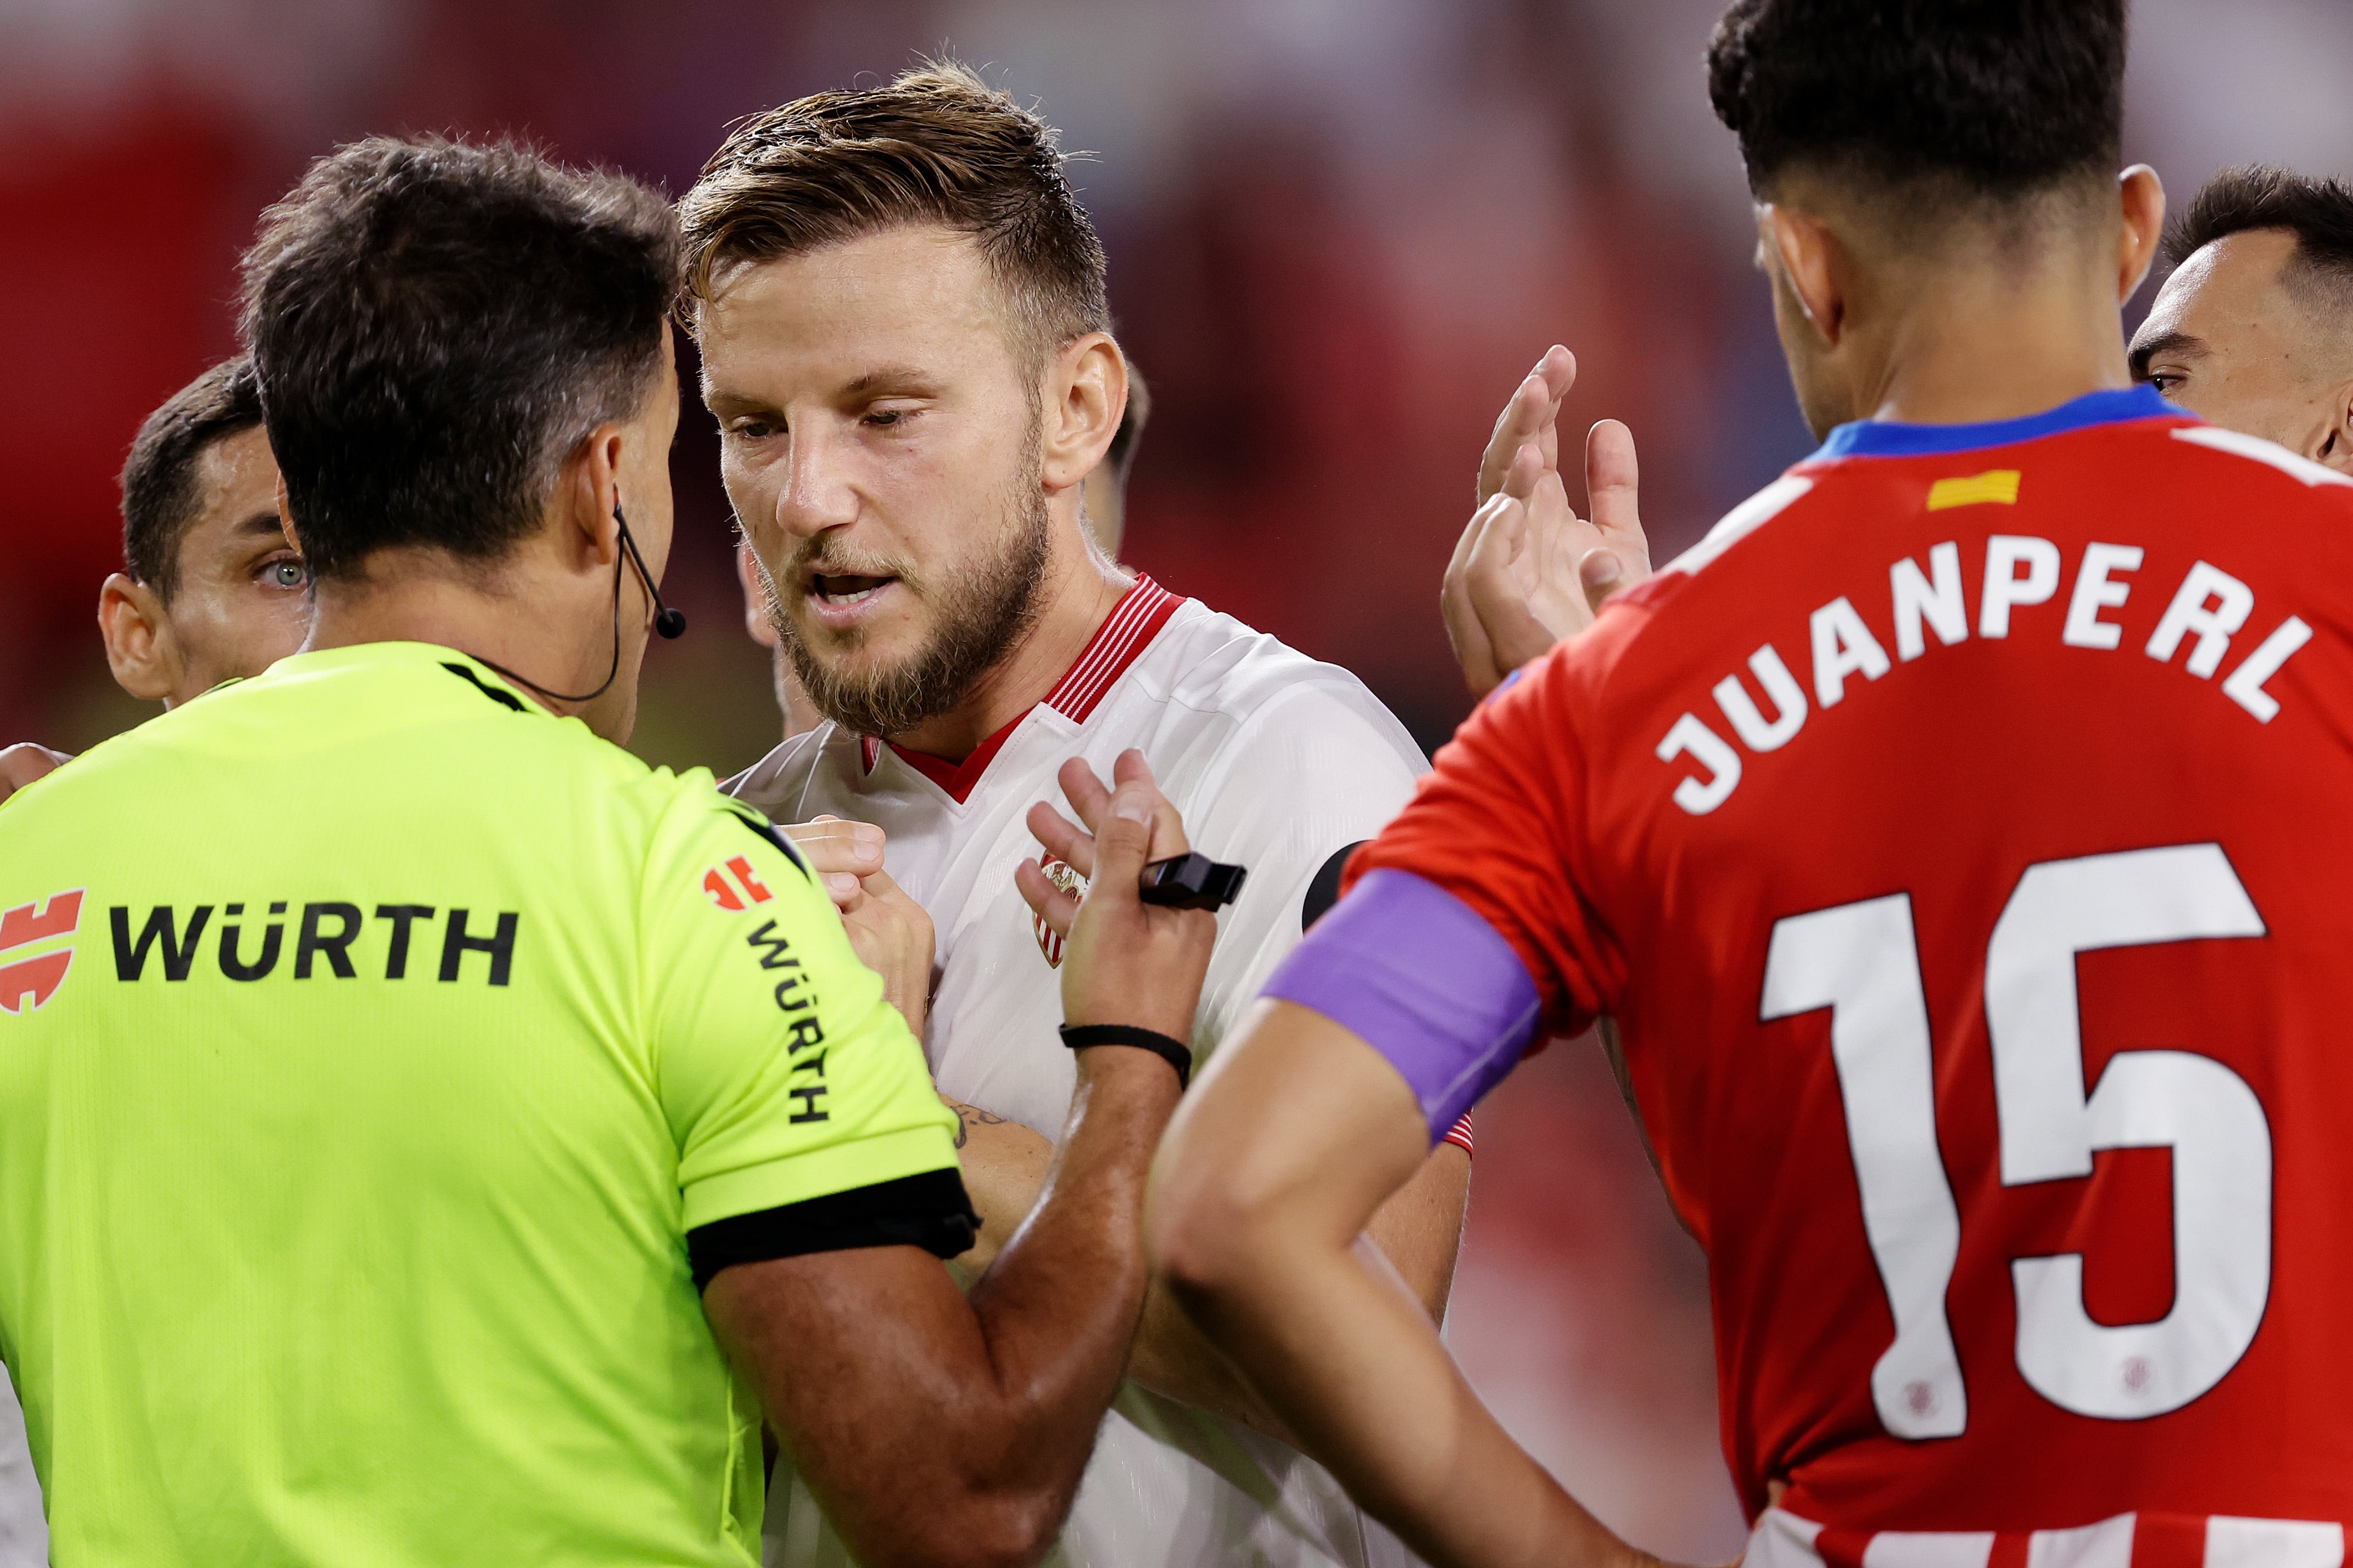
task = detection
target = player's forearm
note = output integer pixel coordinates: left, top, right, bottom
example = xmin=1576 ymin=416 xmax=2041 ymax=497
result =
xmin=946 ymin=1100 xmax=1467 ymax=1440
xmin=730 ymin=1054 xmax=1184 ymax=1567
xmin=960 ymin=1051 xmax=1184 ymax=1505
xmin=1125 ymin=1142 xmax=1470 ymax=1438
xmin=1124 ymin=1278 xmax=1298 ymax=1440
xmin=1152 ymin=1008 xmax=1624 ymax=1567
xmin=1168 ymin=1224 xmax=1644 ymax=1568
xmin=940 ymin=1091 xmax=1285 ymax=1432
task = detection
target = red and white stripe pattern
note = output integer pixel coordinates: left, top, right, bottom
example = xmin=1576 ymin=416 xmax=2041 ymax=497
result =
xmin=856 ymin=575 xmax=1181 ymax=777
xmin=1043 ymin=575 xmax=1183 ymax=724
xmin=1442 ymin=1115 xmax=1474 ymax=1157
xmin=1750 ymin=1508 xmax=2345 ymax=1568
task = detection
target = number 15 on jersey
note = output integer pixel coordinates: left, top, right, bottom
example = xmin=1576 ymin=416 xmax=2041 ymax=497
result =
xmin=1762 ymin=843 xmax=2272 ymax=1437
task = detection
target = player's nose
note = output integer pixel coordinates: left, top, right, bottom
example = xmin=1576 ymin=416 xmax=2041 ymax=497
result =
xmin=775 ymin=423 xmax=863 ymax=540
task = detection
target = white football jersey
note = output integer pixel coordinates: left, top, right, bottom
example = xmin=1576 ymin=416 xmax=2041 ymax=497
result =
xmin=728 ymin=576 xmax=1435 ymax=1568
xmin=0 ymin=1371 xmax=42 ymax=1566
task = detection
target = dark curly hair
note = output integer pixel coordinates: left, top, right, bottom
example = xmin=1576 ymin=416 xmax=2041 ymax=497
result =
xmin=1706 ymin=0 xmax=2127 ymax=200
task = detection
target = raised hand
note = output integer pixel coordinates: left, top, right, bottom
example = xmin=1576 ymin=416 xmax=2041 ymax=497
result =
xmin=1017 ymin=750 xmax=1216 ymax=1043
xmin=1443 ymin=346 xmax=1654 ymax=697
xmin=1474 ymin=344 xmax=1578 ymax=511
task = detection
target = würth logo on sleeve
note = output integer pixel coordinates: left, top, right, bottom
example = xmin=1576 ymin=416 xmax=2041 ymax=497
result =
xmin=703 ymin=857 xmax=776 ymax=912
xmin=1033 ymin=856 xmax=1086 ymax=968
xmin=0 ymin=889 xmax=85 ymax=1015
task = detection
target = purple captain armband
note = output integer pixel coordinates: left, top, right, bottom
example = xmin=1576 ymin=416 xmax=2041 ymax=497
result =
xmin=1260 ymin=868 xmax=1542 ymax=1142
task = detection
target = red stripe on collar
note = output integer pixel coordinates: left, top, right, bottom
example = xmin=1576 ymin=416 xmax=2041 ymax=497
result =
xmin=871 ymin=574 xmax=1186 ymax=803
xmin=1042 ymin=574 xmax=1183 ymax=723
xmin=887 ymin=709 xmax=1025 ymax=804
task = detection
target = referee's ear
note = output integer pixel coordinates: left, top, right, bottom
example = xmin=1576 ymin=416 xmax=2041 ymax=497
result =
xmin=560 ymin=427 xmax=630 ymax=571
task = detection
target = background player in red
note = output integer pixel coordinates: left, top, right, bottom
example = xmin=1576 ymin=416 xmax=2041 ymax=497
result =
xmin=1150 ymin=2 xmax=2353 ymax=1566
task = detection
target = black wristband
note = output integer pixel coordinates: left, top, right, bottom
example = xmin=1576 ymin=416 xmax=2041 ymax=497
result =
xmin=1059 ymin=1023 xmax=1192 ymax=1090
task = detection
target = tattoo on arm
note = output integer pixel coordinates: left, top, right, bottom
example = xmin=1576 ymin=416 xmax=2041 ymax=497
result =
xmin=943 ymin=1097 xmax=1009 ymax=1150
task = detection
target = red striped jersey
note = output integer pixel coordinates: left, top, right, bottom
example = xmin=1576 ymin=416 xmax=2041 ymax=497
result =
xmin=1750 ymin=1503 xmax=2343 ymax=1568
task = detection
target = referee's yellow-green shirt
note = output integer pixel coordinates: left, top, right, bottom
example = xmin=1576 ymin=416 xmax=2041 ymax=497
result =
xmin=0 ymin=641 xmax=970 ymax=1566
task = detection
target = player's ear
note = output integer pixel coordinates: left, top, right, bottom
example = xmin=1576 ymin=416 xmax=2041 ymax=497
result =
xmin=98 ymin=572 xmax=181 ymax=705
xmin=2317 ymin=378 xmax=2353 ymax=478
xmin=1762 ymin=204 xmax=1844 ymax=348
xmin=2116 ymin=165 xmax=2166 ymax=306
xmin=1039 ymin=334 xmax=1126 ymax=496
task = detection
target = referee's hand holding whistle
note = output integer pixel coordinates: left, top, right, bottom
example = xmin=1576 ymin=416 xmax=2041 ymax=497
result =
xmin=1018 ymin=748 xmax=1217 ymax=1060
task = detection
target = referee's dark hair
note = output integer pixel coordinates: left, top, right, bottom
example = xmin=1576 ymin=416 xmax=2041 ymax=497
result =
xmin=2164 ymin=165 xmax=2353 ymax=323
xmin=118 ymin=356 xmax=264 ymax=601
xmin=238 ymin=137 xmax=679 ymax=583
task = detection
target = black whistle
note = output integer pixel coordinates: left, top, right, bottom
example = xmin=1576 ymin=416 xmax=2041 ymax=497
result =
xmin=1139 ymin=852 xmax=1248 ymax=911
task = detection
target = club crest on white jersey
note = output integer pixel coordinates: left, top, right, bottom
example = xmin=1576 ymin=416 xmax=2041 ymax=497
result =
xmin=1032 ymin=855 xmax=1085 ymax=967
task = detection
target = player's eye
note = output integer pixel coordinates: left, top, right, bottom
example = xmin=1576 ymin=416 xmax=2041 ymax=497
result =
xmin=863 ymin=408 xmax=907 ymax=429
xmin=261 ymin=558 xmax=308 ymax=590
xmin=729 ymin=418 xmax=781 ymax=441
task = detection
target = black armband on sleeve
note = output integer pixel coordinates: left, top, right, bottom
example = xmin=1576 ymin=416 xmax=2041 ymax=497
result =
xmin=688 ymin=1167 xmax=980 ymax=1291
xmin=1303 ymin=840 xmax=1370 ymax=929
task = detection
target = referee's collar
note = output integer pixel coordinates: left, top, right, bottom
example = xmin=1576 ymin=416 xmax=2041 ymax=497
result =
xmin=269 ymin=641 xmax=551 ymax=716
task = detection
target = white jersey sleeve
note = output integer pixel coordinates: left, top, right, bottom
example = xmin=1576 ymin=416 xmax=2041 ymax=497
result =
xmin=1182 ymin=679 xmax=1426 ymax=1054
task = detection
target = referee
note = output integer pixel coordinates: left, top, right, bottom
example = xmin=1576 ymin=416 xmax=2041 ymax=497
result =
xmin=0 ymin=137 xmax=1212 ymax=1567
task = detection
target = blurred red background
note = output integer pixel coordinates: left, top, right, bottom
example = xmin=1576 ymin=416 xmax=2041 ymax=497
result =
xmin=5 ymin=1 xmax=2348 ymax=1554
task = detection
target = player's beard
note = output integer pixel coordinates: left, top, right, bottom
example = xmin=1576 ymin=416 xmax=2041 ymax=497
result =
xmin=773 ymin=469 xmax=1052 ymax=741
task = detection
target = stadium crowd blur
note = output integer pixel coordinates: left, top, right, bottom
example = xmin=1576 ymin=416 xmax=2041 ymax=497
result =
xmin=3 ymin=0 xmax=2349 ymax=1556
